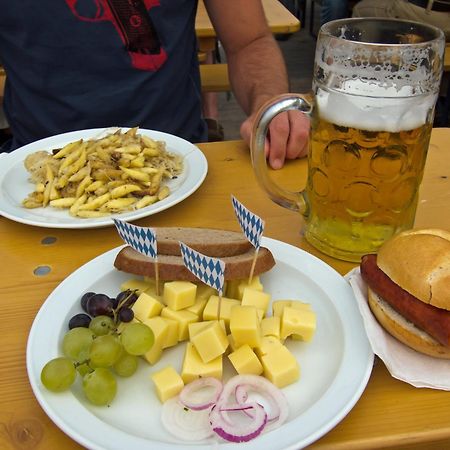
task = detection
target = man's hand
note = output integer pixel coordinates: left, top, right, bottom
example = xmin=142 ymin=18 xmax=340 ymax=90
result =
xmin=205 ymin=0 xmax=309 ymax=168
xmin=240 ymin=109 xmax=309 ymax=169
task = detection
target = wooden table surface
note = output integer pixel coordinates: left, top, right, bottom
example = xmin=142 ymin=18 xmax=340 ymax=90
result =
xmin=196 ymin=0 xmax=301 ymax=51
xmin=0 ymin=128 xmax=449 ymax=449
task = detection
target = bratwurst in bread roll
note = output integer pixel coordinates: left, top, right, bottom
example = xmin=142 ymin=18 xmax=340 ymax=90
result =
xmin=360 ymin=228 xmax=450 ymax=359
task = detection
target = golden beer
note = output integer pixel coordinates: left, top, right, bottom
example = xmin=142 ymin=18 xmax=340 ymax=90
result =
xmin=305 ymin=87 xmax=434 ymax=261
xmin=250 ymin=19 xmax=444 ymax=262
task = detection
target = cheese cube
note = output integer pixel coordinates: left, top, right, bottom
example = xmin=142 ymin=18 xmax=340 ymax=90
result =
xmin=281 ymin=306 xmax=316 ymax=341
xmin=163 ymin=281 xmax=197 ymax=311
xmin=228 ymin=344 xmax=263 ymax=375
xmin=190 ymin=321 xmax=229 ymax=363
xmin=161 ymin=307 xmax=198 ymax=341
xmin=230 ymin=305 xmax=261 ymax=348
xmin=272 ymin=300 xmax=294 ymax=318
xmin=237 ymin=276 xmax=263 ymax=300
xmin=241 ymin=288 xmax=271 ymax=314
xmin=131 ymin=292 xmax=163 ymax=321
xmin=161 ymin=318 xmax=179 ymax=349
xmin=289 ymin=301 xmax=314 ymax=340
xmin=151 ymin=366 xmax=184 ymax=403
xmin=254 ymin=335 xmax=284 ymax=357
xmin=260 ymin=344 xmax=300 ymax=388
xmin=260 ymin=316 xmax=281 ymax=339
xmin=227 ymin=333 xmax=240 ymax=352
xmin=290 ymin=301 xmax=312 ymax=311
xmin=120 ymin=278 xmax=153 ymax=295
xmin=196 ymin=284 xmax=216 ymax=300
xmin=181 ymin=343 xmax=222 ymax=384
xmin=225 ymin=279 xmax=241 ymax=299
xmin=185 ymin=296 xmax=208 ymax=318
xmin=272 ymin=300 xmax=311 ymax=317
xmin=202 ymin=295 xmax=240 ymax=330
xmin=142 ymin=317 xmax=169 ymax=365
xmin=188 ymin=320 xmax=226 ymax=340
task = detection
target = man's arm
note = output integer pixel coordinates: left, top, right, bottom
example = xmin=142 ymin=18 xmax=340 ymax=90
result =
xmin=204 ymin=0 xmax=309 ymax=168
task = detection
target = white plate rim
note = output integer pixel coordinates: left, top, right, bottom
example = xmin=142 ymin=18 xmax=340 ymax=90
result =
xmin=0 ymin=128 xmax=208 ymax=229
xmin=26 ymin=237 xmax=374 ymax=450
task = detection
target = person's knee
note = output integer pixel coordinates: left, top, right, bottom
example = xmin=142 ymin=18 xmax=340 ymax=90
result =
xmin=351 ymin=0 xmax=366 ymax=17
xmin=351 ymin=0 xmax=393 ymax=17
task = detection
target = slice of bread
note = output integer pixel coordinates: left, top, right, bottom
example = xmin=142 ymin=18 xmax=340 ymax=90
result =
xmin=114 ymin=245 xmax=276 ymax=281
xmin=150 ymin=227 xmax=252 ymax=257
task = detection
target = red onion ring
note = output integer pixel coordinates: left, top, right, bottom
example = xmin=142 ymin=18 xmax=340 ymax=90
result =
xmin=235 ymin=384 xmax=249 ymax=404
xmin=178 ymin=377 xmax=223 ymax=411
xmin=209 ymin=402 xmax=268 ymax=443
xmin=236 ymin=383 xmax=280 ymax=422
xmin=220 ymin=375 xmax=289 ymax=430
xmin=161 ymin=375 xmax=289 ymax=443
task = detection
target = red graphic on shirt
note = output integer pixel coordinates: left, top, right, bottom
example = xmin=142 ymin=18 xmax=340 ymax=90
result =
xmin=65 ymin=0 xmax=167 ymax=71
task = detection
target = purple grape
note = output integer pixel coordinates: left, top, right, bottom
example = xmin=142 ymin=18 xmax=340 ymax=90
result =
xmin=68 ymin=313 xmax=92 ymax=329
xmin=80 ymin=292 xmax=96 ymax=312
xmin=118 ymin=308 xmax=134 ymax=323
xmin=86 ymin=293 xmax=114 ymax=317
xmin=110 ymin=296 xmax=119 ymax=309
xmin=115 ymin=290 xmax=138 ymax=309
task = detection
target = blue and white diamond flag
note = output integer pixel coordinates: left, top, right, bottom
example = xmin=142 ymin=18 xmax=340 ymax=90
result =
xmin=179 ymin=242 xmax=225 ymax=296
xmin=113 ymin=219 xmax=158 ymax=260
xmin=231 ymin=195 xmax=265 ymax=250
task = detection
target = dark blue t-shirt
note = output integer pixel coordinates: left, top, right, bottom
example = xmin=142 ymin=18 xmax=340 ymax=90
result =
xmin=0 ymin=0 xmax=207 ymax=150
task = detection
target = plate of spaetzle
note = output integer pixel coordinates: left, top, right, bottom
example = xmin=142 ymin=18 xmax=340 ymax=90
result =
xmin=0 ymin=127 xmax=208 ymax=229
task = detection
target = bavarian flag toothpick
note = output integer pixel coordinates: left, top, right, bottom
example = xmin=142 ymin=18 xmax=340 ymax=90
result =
xmin=113 ymin=219 xmax=160 ymax=295
xmin=179 ymin=241 xmax=225 ymax=320
xmin=231 ymin=195 xmax=265 ymax=282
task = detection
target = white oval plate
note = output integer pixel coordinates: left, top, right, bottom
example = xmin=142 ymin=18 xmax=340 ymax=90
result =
xmin=26 ymin=237 xmax=374 ymax=450
xmin=0 ymin=128 xmax=208 ymax=229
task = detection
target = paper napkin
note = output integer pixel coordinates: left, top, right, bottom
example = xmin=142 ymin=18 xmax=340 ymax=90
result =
xmin=346 ymin=267 xmax=450 ymax=390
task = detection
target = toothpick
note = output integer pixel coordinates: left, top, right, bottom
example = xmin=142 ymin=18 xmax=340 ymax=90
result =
xmin=248 ymin=248 xmax=259 ymax=284
xmin=154 ymin=261 xmax=160 ymax=296
xmin=217 ymin=292 xmax=222 ymax=322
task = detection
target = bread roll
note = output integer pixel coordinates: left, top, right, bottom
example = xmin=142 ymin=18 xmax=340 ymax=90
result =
xmin=368 ymin=288 xmax=450 ymax=359
xmin=377 ymin=229 xmax=450 ymax=311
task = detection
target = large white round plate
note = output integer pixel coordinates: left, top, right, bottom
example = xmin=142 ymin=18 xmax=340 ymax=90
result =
xmin=26 ymin=237 xmax=374 ymax=450
xmin=0 ymin=128 xmax=207 ymax=229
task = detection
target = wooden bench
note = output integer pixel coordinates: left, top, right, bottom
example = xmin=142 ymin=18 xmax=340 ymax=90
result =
xmin=444 ymin=43 xmax=450 ymax=72
xmin=0 ymin=66 xmax=5 ymax=99
xmin=199 ymin=63 xmax=230 ymax=92
xmin=441 ymin=44 xmax=450 ymax=126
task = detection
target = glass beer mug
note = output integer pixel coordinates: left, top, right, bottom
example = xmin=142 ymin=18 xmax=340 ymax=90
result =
xmin=251 ymin=18 xmax=445 ymax=262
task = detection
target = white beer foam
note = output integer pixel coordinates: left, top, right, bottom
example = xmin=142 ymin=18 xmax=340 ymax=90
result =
xmin=316 ymin=82 xmax=436 ymax=132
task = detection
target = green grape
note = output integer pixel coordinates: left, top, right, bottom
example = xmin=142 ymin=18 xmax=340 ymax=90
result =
xmin=41 ymin=357 xmax=76 ymax=392
xmin=76 ymin=361 xmax=92 ymax=377
xmin=120 ymin=323 xmax=154 ymax=356
xmin=113 ymin=352 xmax=138 ymax=377
xmin=89 ymin=315 xmax=115 ymax=336
xmin=89 ymin=334 xmax=122 ymax=368
xmin=82 ymin=368 xmax=117 ymax=406
xmin=62 ymin=327 xmax=95 ymax=361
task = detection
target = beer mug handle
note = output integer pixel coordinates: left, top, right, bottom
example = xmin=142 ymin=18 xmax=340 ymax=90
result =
xmin=251 ymin=94 xmax=312 ymax=214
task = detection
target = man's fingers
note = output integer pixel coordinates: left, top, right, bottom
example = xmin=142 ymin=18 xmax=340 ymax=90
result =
xmin=240 ymin=108 xmax=310 ymax=170
xmin=267 ymin=112 xmax=290 ymax=169
xmin=240 ymin=114 xmax=270 ymax=157
xmin=285 ymin=110 xmax=310 ymax=160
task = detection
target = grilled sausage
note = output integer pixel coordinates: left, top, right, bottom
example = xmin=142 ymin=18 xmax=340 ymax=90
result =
xmin=360 ymin=254 xmax=450 ymax=347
